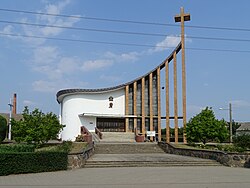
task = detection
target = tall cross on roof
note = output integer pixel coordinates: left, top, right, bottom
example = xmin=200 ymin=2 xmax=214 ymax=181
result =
xmin=174 ymin=7 xmax=190 ymax=144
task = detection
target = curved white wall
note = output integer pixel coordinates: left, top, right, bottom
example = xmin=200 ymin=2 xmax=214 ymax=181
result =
xmin=60 ymin=88 xmax=125 ymax=140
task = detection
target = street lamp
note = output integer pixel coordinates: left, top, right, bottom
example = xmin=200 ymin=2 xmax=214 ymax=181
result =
xmin=219 ymin=103 xmax=232 ymax=143
xmin=8 ymin=99 xmax=13 ymax=140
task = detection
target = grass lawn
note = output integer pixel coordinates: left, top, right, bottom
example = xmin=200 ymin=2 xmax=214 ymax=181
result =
xmin=35 ymin=142 xmax=88 ymax=153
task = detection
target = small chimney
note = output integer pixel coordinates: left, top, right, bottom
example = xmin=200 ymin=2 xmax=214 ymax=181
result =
xmin=12 ymin=93 xmax=17 ymax=115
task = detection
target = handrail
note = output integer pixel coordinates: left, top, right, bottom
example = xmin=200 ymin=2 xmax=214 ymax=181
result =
xmin=80 ymin=126 xmax=93 ymax=144
xmin=95 ymin=127 xmax=103 ymax=139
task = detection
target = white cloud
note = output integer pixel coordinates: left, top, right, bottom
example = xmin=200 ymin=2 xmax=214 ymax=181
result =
xmin=2 ymin=25 xmax=13 ymax=34
xmin=23 ymin=100 xmax=36 ymax=106
xmin=81 ymin=59 xmax=113 ymax=72
xmin=57 ymin=57 xmax=80 ymax=74
xmin=32 ymin=79 xmax=89 ymax=93
xmin=33 ymin=46 xmax=59 ymax=65
xmin=187 ymin=105 xmax=205 ymax=117
xmin=104 ymin=51 xmax=139 ymax=62
xmin=10 ymin=0 xmax=80 ymax=46
xmin=32 ymin=80 xmax=58 ymax=93
xmin=153 ymin=35 xmax=181 ymax=52
xmin=99 ymin=74 xmax=122 ymax=83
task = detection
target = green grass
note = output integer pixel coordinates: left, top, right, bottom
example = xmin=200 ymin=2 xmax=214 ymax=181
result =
xmin=70 ymin=142 xmax=88 ymax=153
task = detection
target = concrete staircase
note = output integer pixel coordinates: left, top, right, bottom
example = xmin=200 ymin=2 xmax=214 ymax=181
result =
xmin=91 ymin=132 xmax=101 ymax=143
xmin=94 ymin=142 xmax=164 ymax=154
xmin=85 ymin=143 xmax=221 ymax=168
xmin=99 ymin=132 xmax=135 ymax=143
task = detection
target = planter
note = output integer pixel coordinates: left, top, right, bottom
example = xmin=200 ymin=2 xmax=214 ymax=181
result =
xmin=135 ymin=135 xmax=145 ymax=142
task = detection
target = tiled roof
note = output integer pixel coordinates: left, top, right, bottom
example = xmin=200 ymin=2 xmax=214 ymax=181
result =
xmin=56 ymin=42 xmax=182 ymax=103
xmin=237 ymin=122 xmax=250 ymax=131
xmin=0 ymin=113 xmax=23 ymax=122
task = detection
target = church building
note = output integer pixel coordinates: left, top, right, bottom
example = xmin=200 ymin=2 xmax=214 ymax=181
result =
xmin=56 ymin=43 xmax=185 ymax=142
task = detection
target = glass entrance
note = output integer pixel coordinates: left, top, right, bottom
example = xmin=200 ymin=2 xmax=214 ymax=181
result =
xmin=97 ymin=118 xmax=125 ymax=132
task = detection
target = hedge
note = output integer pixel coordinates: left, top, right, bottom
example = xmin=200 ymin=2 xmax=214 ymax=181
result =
xmin=0 ymin=151 xmax=68 ymax=176
xmin=0 ymin=144 xmax=35 ymax=153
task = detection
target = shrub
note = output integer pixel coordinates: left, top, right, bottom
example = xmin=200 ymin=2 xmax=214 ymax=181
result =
xmin=12 ymin=107 xmax=64 ymax=145
xmin=75 ymin=135 xmax=85 ymax=142
xmin=233 ymin=134 xmax=250 ymax=150
xmin=0 ymin=151 xmax=68 ymax=176
xmin=0 ymin=144 xmax=35 ymax=153
xmin=0 ymin=115 xmax=7 ymax=142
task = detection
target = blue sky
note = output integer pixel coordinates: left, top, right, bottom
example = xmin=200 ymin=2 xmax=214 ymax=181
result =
xmin=0 ymin=0 xmax=249 ymax=123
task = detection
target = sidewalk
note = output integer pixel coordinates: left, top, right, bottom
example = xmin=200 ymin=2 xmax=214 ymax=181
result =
xmin=0 ymin=166 xmax=249 ymax=188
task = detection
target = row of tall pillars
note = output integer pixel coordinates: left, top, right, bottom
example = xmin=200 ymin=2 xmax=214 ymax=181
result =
xmin=124 ymin=72 xmax=161 ymax=141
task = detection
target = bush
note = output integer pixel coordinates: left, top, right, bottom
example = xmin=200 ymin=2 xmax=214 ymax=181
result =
xmin=216 ymin=144 xmax=246 ymax=153
xmin=0 ymin=151 xmax=68 ymax=176
xmin=0 ymin=144 xmax=35 ymax=153
xmin=12 ymin=107 xmax=64 ymax=145
xmin=0 ymin=115 xmax=7 ymax=142
xmin=233 ymin=134 xmax=250 ymax=150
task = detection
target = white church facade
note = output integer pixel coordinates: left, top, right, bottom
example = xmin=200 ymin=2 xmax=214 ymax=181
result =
xmin=56 ymin=43 xmax=185 ymax=142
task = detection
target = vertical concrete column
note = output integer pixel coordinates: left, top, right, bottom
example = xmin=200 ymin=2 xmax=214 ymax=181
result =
xmin=141 ymin=77 xmax=145 ymax=136
xmin=175 ymin=7 xmax=190 ymax=143
xmin=157 ymin=67 xmax=161 ymax=142
xmin=181 ymin=8 xmax=188 ymax=144
xmin=125 ymin=85 xmax=129 ymax=132
xmin=149 ymin=73 xmax=153 ymax=141
xmin=173 ymin=51 xmax=179 ymax=143
xmin=165 ymin=60 xmax=170 ymax=143
xmin=133 ymin=82 xmax=137 ymax=132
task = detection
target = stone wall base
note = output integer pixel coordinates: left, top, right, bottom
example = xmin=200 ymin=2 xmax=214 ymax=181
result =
xmin=158 ymin=142 xmax=250 ymax=168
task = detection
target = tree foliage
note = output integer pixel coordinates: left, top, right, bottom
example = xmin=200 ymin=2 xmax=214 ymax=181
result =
xmin=0 ymin=115 xmax=7 ymax=142
xmin=12 ymin=107 xmax=64 ymax=145
xmin=228 ymin=120 xmax=241 ymax=136
xmin=186 ymin=107 xmax=228 ymax=144
xmin=233 ymin=134 xmax=250 ymax=150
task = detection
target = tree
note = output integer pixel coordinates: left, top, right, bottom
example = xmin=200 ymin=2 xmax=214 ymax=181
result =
xmin=228 ymin=120 xmax=241 ymax=136
xmin=12 ymin=107 xmax=64 ymax=145
xmin=186 ymin=107 xmax=228 ymax=144
xmin=0 ymin=115 xmax=7 ymax=142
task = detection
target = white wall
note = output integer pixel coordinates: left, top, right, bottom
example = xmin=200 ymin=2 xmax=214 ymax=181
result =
xmin=60 ymin=88 xmax=125 ymax=140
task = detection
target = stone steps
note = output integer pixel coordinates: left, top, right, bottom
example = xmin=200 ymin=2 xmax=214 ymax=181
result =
xmin=85 ymin=142 xmax=221 ymax=168
xmin=85 ymin=161 xmax=221 ymax=168
xmin=91 ymin=132 xmax=101 ymax=143
xmin=94 ymin=143 xmax=165 ymax=154
xmin=100 ymin=132 xmax=135 ymax=143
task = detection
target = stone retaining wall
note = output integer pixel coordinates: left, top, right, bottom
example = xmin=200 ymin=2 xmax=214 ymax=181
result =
xmin=68 ymin=145 xmax=94 ymax=169
xmin=158 ymin=142 xmax=250 ymax=168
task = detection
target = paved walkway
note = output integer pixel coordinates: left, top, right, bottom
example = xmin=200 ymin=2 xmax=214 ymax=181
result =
xmin=0 ymin=166 xmax=249 ymax=188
